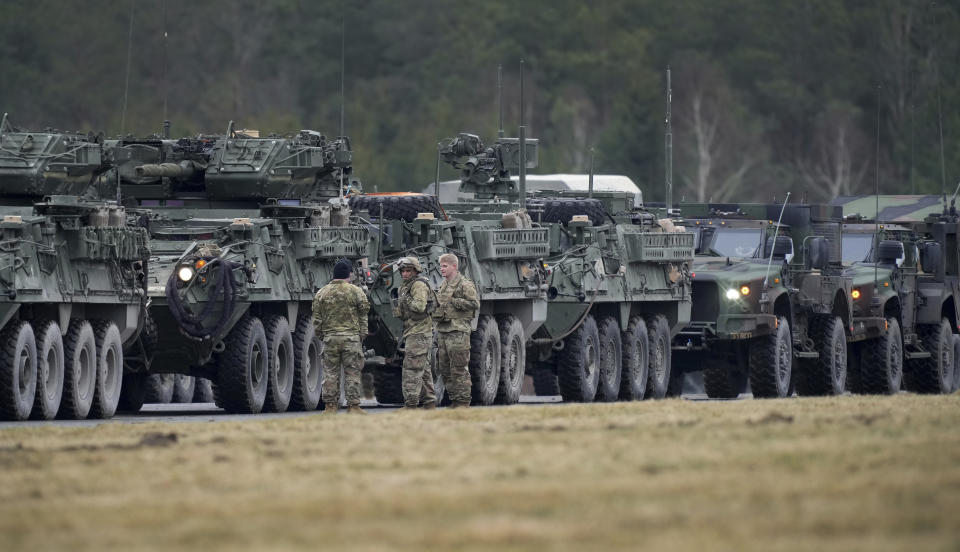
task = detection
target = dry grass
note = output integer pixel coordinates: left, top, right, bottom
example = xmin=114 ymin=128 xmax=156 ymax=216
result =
xmin=1 ymin=394 xmax=959 ymax=551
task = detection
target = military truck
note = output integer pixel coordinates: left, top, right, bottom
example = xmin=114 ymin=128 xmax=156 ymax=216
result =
xmin=0 ymin=114 xmax=149 ymax=420
xmin=101 ymin=123 xmax=368 ymax=414
xmin=837 ymin=200 xmax=960 ymax=395
xmin=356 ymin=131 xmax=693 ymax=405
xmin=671 ymin=203 xmax=853 ymax=398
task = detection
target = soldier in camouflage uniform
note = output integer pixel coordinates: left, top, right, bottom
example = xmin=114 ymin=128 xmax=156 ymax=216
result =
xmin=434 ymin=253 xmax=480 ymax=408
xmin=393 ymin=257 xmax=437 ymax=409
xmin=312 ymin=258 xmax=370 ymax=414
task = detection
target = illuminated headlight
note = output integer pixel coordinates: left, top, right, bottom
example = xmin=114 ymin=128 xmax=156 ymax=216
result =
xmin=178 ymin=265 xmax=195 ymax=282
xmin=725 ymin=288 xmax=740 ymax=300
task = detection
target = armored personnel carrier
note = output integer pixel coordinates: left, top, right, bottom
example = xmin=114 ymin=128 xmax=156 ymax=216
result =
xmin=356 ymin=131 xmax=693 ymax=405
xmin=0 ymin=114 xmax=149 ymax=420
xmin=671 ymin=203 xmax=853 ymax=398
xmin=101 ymin=123 xmax=367 ymax=414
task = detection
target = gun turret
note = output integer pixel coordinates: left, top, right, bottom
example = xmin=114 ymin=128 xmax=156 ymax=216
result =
xmin=440 ymin=132 xmax=537 ymax=200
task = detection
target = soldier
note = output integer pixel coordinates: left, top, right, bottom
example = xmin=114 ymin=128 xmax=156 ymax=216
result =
xmin=312 ymin=258 xmax=370 ymax=414
xmin=392 ymin=257 xmax=437 ymax=410
xmin=433 ymin=253 xmax=480 ymax=408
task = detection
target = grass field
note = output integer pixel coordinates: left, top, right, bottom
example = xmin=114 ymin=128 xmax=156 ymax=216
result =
xmin=0 ymin=394 xmax=958 ymax=551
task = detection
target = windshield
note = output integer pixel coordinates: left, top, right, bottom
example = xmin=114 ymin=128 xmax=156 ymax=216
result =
xmin=842 ymin=234 xmax=873 ymax=263
xmin=709 ymin=228 xmax=761 ymax=258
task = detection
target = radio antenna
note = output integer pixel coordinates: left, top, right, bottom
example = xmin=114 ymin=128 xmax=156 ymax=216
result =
xmin=665 ymin=66 xmax=674 ymax=214
xmin=338 ymin=10 xmax=346 ymax=201
xmin=518 ymin=59 xmax=527 ymax=210
xmin=119 ymin=0 xmax=135 ymax=137
xmin=161 ymin=0 xmax=169 ymax=135
xmin=497 ymin=64 xmax=504 ymax=139
xmin=874 ymin=84 xmax=881 ymax=294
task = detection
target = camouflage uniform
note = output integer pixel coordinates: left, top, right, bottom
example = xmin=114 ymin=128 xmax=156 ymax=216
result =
xmin=394 ymin=274 xmax=436 ymax=407
xmin=434 ymin=273 xmax=480 ymax=405
xmin=312 ymin=279 xmax=369 ymax=408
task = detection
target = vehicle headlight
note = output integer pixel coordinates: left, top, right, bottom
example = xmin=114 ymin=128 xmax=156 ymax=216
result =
xmin=725 ymin=288 xmax=740 ymax=300
xmin=178 ymin=265 xmax=195 ymax=282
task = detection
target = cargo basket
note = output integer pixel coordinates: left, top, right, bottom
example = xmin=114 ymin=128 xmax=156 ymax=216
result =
xmin=473 ymin=228 xmax=550 ymax=260
xmin=622 ymin=231 xmax=694 ymax=263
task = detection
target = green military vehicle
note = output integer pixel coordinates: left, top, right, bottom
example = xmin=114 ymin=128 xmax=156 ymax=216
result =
xmin=835 ymin=195 xmax=960 ymax=395
xmin=101 ymin=123 xmax=368 ymax=413
xmin=357 ymin=131 xmax=693 ymax=405
xmin=671 ymin=203 xmax=853 ymax=398
xmin=0 ymin=114 xmax=149 ymax=420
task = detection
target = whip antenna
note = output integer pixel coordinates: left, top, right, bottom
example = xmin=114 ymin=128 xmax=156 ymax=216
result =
xmin=119 ymin=0 xmax=135 ymax=137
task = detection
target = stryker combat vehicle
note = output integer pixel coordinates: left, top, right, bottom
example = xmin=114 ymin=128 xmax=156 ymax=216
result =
xmin=671 ymin=203 xmax=853 ymax=398
xmin=836 ymin=195 xmax=960 ymax=395
xmin=355 ymin=130 xmax=693 ymax=405
xmin=101 ymin=122 xmax=368 ymax=414
xmin=0 ymin=114 xmax=149 ymax=420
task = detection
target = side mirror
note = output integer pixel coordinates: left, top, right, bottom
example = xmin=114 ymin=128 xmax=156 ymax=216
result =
xmin=876 ymin=240 xmax=905 ymax=266
xmin=807 ymin=237 xmax=831 ymax=270
xmin=919 ymin=242 xmax=942 ymax=274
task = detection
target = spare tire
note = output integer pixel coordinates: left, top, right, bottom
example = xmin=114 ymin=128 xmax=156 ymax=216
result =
xmin=527 ymin=198 xmax=608 ymax=226
xmin=348 ymin=194 xmax=444 ymax=222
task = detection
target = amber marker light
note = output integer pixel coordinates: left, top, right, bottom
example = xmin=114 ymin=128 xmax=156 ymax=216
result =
xmin=195 ymin=259 xmax=207 ymax=269
xmin=740 ymin=285 xmax=750 ymax=296
xmin=884 ymin=282 xmax=890 ymax=287
xmin=851 ymin=289 xmax=861 ymax=300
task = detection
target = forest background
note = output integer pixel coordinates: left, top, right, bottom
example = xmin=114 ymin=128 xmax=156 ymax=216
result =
xmin=1 ymin=0 xmax=958 ymax=202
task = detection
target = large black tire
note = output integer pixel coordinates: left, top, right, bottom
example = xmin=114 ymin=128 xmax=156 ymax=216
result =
xmin=645 ymin=314 xmax=673 ymax=399
xmin=749 ymin=316 xmax=793 ymax=398
xmin=193 ymin=377 xmax=215 ymax=403
xmin=118 ymin=373 xmax=148 ymax=412
xmin=595 ymin=316 xmax=623 ymax=402
xmin=262 ymin=315 xmax=294 ymax=413
xmin=494 ymin=315 xmax=525 ymax=405
xmin=861 ymin=317 xmax=903 ymax=395
xmin=215 ymin=316 xmax=269 ymax=414
xmin=289 ymin=314 xmax=322 ymax=411
xmin=145 ymin=373 xmax=175 ymax=403
xmin=31 ymin=320 xmax=64 ymax=420
xmin=557 ymin=314 xmax=600 ymax=402
xmin=527 ymin=198 xmax=608 ymax=226
xmin=0 ymin=321 xmax=37 ymax=421
xmin=531 ymin=364 xmax=560 ymax=396
xmin=373 ymin=365 xmax=403 ymax=405
xmin=348 ymin=194 xmax=444 ymax=222
xmin=470 ymin=315 xmax=501 ymax=405
xmin=59 ymin=319 xmax=97 ymax=420
xmin=619 ymin=316 xmax=649 ymax=400
xmin=90 ymin=320 xmax=123 ymax=419
xmin=952 ymin=334 xmax=960 ymax=393
xmin=906 ymin=318 xmax=953 ymax=394
xmin=703 ymin=358 xmax=747 ymax=399
xmin=795 ymin=315 xmax=847 ymax=396
xmin=172 ymin=375 xmax=196 ymax=403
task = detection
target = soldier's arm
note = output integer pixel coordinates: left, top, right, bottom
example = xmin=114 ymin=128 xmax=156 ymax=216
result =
xmin=312 ymin=292 xmax=324 ymax=337
xmin=452 ymin=280 xmax=480 ymax=312
xmin=406 ymin=281 xmax=429 ymax=314
xmin=356 ymin=287 xmax=370 ymax=338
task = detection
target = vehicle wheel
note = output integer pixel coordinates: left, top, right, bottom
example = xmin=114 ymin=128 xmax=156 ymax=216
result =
xmin=59 ymin=319 xmax=97 ymax=419
xmin=289 ymin=314 xmax=322 ymax=411
xmin=90 ymin=321 xmax=123 ymax=419
xmin=749 ymin=316 xmax=792 ymax=398
xmin=531 ymin=364 xmax=560 ymax=396
xmin=595 ymin=316 xmax=622 ymax=402
xmin=703 ymin=358 xmax=747 ymax=399
xmin=645 ymin=314 xmax=673 ymax=399
xmin=494 ymin=315 xmax=525 ymax=405
xmin=31 ymin=320 xmax=64 ymax=420
xmin=619 ymin=316 xmax=649 ymax=400
xmin=215 ymin=316 xmax=269 ymax=414
xmin=348 ymin=194 xmax=444 ymax=222
xmin=470 ymin=315 xmax=501 ymax=405
xmin=172 ymin=375 xmax=196 ymax=403
xmin=952 ymin=334 xmax=960 ymax=393
xmin=118 ymin=373 xmax=148 ymax=412
xmin=795 ymin=315 xmax=847 ymax=396
xmin=557 ymin=314 xmax=600 ymax=402
xmin=145 ymin=373 xmax=175 ymax=403
xmin=262 ymin=315 xmax=294 ymax=413
xmin=0 ymin=321 xmax=37 ymax=421
xmin=861 ymin=317 xmax=903 ymax=395
xmin=527 ymin=198 xmax=608 ymax=226
xmin=373 ymin=365 xmax=403 ymax=405
xmin=906 ymin=318 xmax=953 ymax=394
xmin=193 ymin=377 xmax=215 ymax=403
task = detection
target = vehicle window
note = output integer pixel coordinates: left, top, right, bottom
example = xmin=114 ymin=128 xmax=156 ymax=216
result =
xmin=841 ymin=234 xmax=873 ymax=263
xmin=710 ymin=228 xmax=761 ymax=257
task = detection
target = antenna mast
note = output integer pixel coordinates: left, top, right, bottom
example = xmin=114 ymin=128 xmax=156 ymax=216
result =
xmin=665 ymin=66 xmax=673 ymax=214
xmin=119 ymin=0 xmax=135 ymax=137
xmin=338 ymin=12 xmax=346 ymax=201
xmin=498 ymin=65 xmax=504 ymax=139
xmin=518 ymin=59 xmax=527 ymax=210
xmin=875 ymin=84 xmax=881 ymax=294
xmin=161 ymin=0 xmax=169 ymax=136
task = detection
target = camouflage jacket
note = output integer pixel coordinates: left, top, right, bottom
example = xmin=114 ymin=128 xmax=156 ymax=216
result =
xmin=394 ymin=276 xmax=435 ymax=338
xmin=434 ymin=273 xmax=479 ymax=333
xmin=312 ymin=279 xmax=369 ymax=338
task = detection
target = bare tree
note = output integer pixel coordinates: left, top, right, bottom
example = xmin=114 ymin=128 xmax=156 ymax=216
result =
xmin=794 ymin=104 xmax=871 ymax=200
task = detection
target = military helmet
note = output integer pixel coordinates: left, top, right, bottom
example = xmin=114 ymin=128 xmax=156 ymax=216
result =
xmin=397 ymin=256 xmax=422 ymax=273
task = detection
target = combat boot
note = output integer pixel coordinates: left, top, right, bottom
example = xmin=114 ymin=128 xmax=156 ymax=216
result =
xmin=450 ymin=401 xmax=471 ymax=409
xmin=347 ymin=405 xmax=368 ymax=415
xmin=323 ymin=404 xmax=338 ymax=415
xmin=420 ymin=401 xmax=437 ymax=410
xmin=400 ymin=404 xmax=419 ymax=411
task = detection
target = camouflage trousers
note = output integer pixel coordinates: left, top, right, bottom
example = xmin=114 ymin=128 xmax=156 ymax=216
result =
xmin=437 ymin=330 xmax=471 ymax=405
xmin=322 ymin=334 xmax=363 ymax=407
xmin=402 ymin=332 xmax=435 ymax=407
